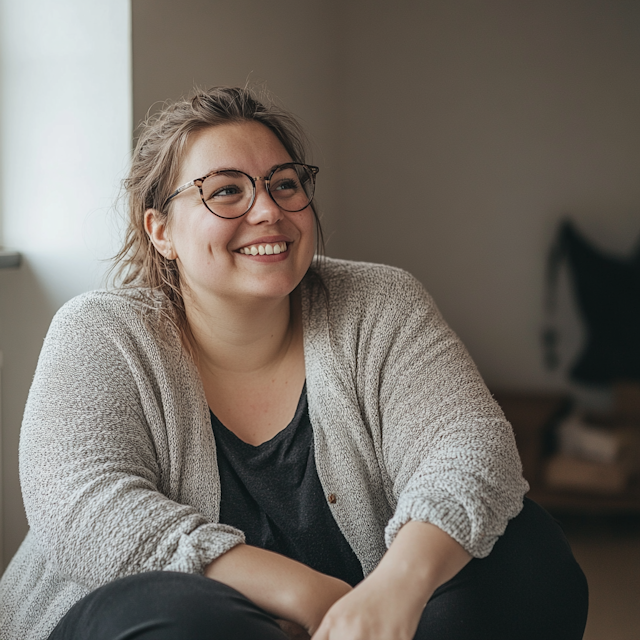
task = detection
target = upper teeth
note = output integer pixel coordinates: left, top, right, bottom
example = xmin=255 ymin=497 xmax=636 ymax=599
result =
xmin=240 ymin=242 xmax=287 ymax=255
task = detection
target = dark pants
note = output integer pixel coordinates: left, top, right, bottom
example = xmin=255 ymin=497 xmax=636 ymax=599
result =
xmin=49 ymin=499 xmax=588 ymax=640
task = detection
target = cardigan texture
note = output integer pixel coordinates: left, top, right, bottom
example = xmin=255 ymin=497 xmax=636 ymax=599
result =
xmin=0 ymin=258 xmax=528 ymax=640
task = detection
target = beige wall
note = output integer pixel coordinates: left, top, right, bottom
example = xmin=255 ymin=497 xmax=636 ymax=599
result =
xmin=133 ymin=0 xmax=640 ymax=392
xmin=334 ymin=0 xmax=640 ymax=391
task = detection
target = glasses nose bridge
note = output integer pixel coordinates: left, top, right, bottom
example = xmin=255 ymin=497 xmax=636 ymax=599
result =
xmin=252 ymin=174 xmax=275 ymax=201
xmin=245 ymin=174 xmax=280 ymax=219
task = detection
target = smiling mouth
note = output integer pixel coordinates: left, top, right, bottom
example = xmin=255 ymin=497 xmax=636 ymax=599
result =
xmin=238 ymin=241 xmax=288 ymax=256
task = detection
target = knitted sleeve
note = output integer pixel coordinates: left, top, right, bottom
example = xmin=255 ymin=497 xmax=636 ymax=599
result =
xmin=19 ymin=294 xmax=244 ymax=591
xmin=370 ymin=269 xmax=528 ymax=558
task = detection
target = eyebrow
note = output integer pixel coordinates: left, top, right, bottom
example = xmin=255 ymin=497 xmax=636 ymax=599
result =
xmin=202 ymin=163 xmax=288 ymax=178
xmin=210 ymin=168 xmax=247 ymax=176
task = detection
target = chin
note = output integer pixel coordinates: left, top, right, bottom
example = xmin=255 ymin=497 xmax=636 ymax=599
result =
xmin=246 ymin=284 xmax=299 ymax=301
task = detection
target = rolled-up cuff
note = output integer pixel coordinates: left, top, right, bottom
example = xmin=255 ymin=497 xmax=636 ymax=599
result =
xmin=385 ymin=496 xmax=509 ymax=559
xmin=164 ymin=524 xmax=245 ymax=574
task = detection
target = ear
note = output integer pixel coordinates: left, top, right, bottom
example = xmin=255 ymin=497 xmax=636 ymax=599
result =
xmin=144 ymin=209 xmax=177 ymax=260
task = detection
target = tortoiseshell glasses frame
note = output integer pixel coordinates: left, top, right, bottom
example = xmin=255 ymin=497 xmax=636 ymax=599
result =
xmin=162 ymin=162 xmax=319 ymax=220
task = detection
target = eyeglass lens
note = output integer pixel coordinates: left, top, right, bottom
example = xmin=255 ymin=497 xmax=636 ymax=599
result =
xmin=200 ymin=164 xmax=315 ymax=219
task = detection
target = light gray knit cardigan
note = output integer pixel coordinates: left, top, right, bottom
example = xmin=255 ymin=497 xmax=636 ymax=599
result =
xmin=0 ymin=258 xmax=527 ymax=640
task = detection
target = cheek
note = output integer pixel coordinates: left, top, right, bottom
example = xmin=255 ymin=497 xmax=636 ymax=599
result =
xmin=172 ymin=215 xmax=238 ymax=258
xmin=304 ymin=213 xmax=318 ymax=253
xmin=294 ymin=208 xmax=316 ymax=238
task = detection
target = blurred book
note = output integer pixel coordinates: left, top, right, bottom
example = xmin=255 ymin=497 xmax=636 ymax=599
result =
xmin=544 ymin=407 xmax=640 ymax=494
xmin=556 ymin=413 xmax=640 ymax=465
xmin=614 ymin=382 xmax=640 ymax=424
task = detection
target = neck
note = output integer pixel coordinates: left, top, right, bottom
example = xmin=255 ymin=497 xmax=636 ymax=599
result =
xmin=184 ymin=289 xmax=299 ymax=379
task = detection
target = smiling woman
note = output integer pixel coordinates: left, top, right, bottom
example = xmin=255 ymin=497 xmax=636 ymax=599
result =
xmin=114 ymin=88 xmax=324 ymax=351
xmin=0 ymin=87 xmax=588 ymax=640
xmin=144 ymin=122 xmax=316 ymax=312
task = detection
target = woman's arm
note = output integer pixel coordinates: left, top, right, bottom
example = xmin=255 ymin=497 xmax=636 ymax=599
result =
xmin=371 ymin=269 xmax=528 ymax=558
xmin=205 ymin=544 xmax=351 ymax=633
xmin=312 ymin=520 xmax=471 ymax=640
xmin=307 ymin=263 xmax=527 ymax=563
xmin=20 ymin=294 xmax=245 ymax=588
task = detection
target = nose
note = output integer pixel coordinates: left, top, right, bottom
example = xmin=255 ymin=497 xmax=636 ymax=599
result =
xmin=244 ymin=177 xmax=283 ymax=224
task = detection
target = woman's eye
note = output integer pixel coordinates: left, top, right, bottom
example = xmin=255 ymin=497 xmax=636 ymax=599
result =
xmin=273 ymin=178 xmax=299 ymax=192
xmin=208 ymin=185 xmax=241 ymax=199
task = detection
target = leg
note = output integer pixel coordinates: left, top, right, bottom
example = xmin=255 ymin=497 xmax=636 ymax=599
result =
xmin=48 ymin=571 xmax=290 ymax=640
xmin=414 ymin=498 xmax=588 ymax=640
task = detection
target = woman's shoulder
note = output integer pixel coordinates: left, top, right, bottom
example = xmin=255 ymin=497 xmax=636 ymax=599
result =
xmin=308 ymin=257 xmax=432 ymax=309
xmin=49 ymin=287 xmax=173 ymax=344
xmin=55 ymin=287 xmax=165 ymax=322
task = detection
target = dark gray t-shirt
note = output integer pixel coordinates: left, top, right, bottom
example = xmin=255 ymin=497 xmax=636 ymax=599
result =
xmin=210 ymin=385 xmax=364 ymax=586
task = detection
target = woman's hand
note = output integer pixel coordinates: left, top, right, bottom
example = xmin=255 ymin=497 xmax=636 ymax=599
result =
xmin=311 ymin=570 xmax=425 ymax=640
xmin=312 ymin=520 xmax=472 ymax=640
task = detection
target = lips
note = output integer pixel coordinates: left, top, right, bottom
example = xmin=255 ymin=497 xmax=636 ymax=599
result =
xmin=237 ymin=241 xmax=288 ymax=255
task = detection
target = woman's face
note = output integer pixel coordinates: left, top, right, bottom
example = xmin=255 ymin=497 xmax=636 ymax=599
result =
xmin=149 ymin=121 xmax=316 ymax=308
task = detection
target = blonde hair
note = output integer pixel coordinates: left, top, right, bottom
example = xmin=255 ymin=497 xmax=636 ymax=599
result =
xmin=112 ymin=86 xmax=324 ymax=342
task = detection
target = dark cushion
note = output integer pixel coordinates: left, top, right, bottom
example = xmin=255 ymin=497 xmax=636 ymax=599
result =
xmin=546 ymin=219 xmax=640 ymax=385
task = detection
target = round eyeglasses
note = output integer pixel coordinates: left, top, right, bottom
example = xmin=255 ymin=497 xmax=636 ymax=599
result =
xmin=162 ymin=162 xmax=319 ymax=219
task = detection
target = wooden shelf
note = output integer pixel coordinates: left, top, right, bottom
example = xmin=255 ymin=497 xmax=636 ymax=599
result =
xmin=492 ymin=391 xmax=640 ymax=514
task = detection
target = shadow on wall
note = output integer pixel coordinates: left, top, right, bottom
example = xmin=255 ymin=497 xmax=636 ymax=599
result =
xmin=0 ymin=258 xmax=57 ymax=570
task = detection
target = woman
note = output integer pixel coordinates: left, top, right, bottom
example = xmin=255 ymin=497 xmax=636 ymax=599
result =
xmin=0 ymin=87 xmax=587 ymax=640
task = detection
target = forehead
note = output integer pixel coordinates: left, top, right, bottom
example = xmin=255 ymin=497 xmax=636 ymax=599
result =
xmin=178 ymin=121 xmax=292 ymax=182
